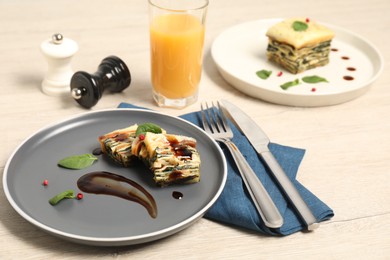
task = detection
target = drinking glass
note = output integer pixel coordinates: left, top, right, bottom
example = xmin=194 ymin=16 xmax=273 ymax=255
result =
xmin=149 ymin=0 xmax=208 ymax=108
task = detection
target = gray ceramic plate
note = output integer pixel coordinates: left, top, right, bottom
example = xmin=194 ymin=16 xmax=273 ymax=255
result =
xmin=3 ymin=109 xmax=227 ymax=246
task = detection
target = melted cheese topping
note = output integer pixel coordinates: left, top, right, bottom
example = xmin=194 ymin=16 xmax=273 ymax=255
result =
xmin=266 ymin=17 xmax=334 ymax=49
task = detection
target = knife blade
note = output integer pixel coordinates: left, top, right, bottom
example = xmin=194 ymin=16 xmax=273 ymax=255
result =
xmin=221 ymin=100 xmax=319 ymax=231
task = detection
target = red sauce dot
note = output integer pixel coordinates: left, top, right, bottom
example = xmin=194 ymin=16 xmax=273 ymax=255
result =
xmin=343 ymin=76 xmax=354 ymax=81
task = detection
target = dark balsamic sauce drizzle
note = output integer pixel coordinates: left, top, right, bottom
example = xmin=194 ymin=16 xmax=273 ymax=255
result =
xmin=169 ymin=139 xmax=195 ymax=158
xmin=311 ymin=47 xmax=357 ymax=88
xmin=172 ymin=191 xmax=183 ymax=200
xmin=332 ymin=50 xmax=355 ymax=81
xmin=77 ymin=171 xmax=158 ymax=218
xmin=92 ymin=147 xmax=103 ymax=156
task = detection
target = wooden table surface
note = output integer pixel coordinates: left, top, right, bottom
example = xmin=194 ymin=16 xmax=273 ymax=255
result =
xmin=1 ymin=0 xmax=389 ymax=259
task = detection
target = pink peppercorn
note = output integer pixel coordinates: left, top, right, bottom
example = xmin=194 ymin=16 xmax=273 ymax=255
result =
xmin=43 ymin=179 xmax=49 ymax=186
xmin=306 ymin=18 xmax=310 ymax=23
xmin=277 ymin=71 xmax=283 ymax=77
xmin=76 ymin=193 xmax=83 ymax=200
xmin=139 ymin=134 xmax=145 ymax=141
xmin=311 ymin=88 xmax=316 ymax=92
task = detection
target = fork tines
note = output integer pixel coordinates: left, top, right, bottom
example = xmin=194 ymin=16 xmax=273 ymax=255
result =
xmin=200 ymin=101 xmax=229 ymax=134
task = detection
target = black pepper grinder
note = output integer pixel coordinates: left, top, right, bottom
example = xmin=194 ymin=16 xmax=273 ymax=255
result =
xmin=70 ymin=56 xmax=131 ymax=108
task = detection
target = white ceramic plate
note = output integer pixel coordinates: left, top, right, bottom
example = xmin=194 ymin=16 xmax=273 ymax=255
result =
xmin=212 ymin=19 xmax=384 ymax=107
xmin=3 ymin=109 xmax=227 ymax=246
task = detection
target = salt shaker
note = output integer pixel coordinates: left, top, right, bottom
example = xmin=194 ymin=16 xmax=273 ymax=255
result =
xmin=40 ymin=33 xmax=78 ymax=96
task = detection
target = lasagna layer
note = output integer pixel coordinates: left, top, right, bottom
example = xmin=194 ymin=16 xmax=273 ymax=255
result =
xmin=98 ymin=124 xmax=138 ymax=167
xmin=266 ymin=40 xmax=332 ymax=74
xmin=136 ymin=132 xmax=201 ymax=187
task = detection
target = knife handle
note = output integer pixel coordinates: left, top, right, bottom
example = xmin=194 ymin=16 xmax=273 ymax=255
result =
xmin=260 ymin=150 xmax=320 ymax=231
xmin=223 ymin=140 xmax=283 ymax=228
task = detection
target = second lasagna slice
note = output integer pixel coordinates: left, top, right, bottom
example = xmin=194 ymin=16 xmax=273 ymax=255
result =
xmin=134 ymin=132 xmax=201 ymax=187
xmin=266 ymin=17 xmax=334 ymax=74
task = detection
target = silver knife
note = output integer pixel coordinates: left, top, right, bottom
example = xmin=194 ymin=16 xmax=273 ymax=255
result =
xmin=221 ymin=100 xmax=319 ymax=231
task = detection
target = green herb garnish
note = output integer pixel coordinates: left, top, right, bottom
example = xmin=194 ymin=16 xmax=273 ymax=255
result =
xmin=280 ymin=79 xmax=300 ymax=90
xmin=256 ymin=70 xmax=272 ymax=80
xmin=302 ymin=75 xmax=329 ymax=84
xmin=292 ymin=21 xmax=308 ymax=32
xmin=49 ymin=190 xmax=75 ymax=205
xmin=58 ymin=153 xmax=98 ymax=170
xmin=136 ymin=123 xmax=162 ymax=137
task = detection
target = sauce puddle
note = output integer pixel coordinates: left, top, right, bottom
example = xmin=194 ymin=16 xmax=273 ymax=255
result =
xmin=77 ymin=171 xmax=157 ymax=218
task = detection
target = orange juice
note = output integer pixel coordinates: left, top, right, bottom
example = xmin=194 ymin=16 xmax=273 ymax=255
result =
xmin=150 ymin=14 xmax=205 ymax=99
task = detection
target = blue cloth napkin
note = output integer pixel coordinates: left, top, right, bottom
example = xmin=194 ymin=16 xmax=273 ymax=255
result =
xmin=118 ymin=102 xmax=334 ymax=236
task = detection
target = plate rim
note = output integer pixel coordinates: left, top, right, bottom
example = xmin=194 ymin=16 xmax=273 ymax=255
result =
xmin=2 ymin=108 xmax=227 ymax=246
xmin=211 ymin=18 xmax=384 ymax=106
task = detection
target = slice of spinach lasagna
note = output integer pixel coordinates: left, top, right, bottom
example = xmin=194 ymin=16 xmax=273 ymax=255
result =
xmin=266 ymin=18 xmax=334 ymax=74
xmin=99 ymin=125 xmax=201 ymax=187
xmin=98 ymin=124 xmax=139 ymax=167
xmin=133 ymin=132 xmax=201 ymax=187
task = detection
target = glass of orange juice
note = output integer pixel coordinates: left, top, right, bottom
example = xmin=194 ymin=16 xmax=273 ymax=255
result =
xmin=148 ymin=0 xmax=208 ymax=108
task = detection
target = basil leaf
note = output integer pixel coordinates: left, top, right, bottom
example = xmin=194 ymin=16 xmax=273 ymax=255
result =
xmin=256 ymin=70 xmax=272 ymax=80
xmin=302 ymin=75 xmax=329 ymax=84
xmin=280 ymin=79 xmax=300 ymax=90
xmin=292 ymin=21 xmax=308 ymax=31
xmin=58 ymin=153 xmax=98 ymax=170
xmin=136 ymin=123 xmax=162 ymax=137
xmin=49 ymin=190 xmax=75 ymax=205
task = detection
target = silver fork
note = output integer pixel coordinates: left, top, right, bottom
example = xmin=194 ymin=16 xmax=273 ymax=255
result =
xmin=200 ymin=101 xmax=283 ymax=228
